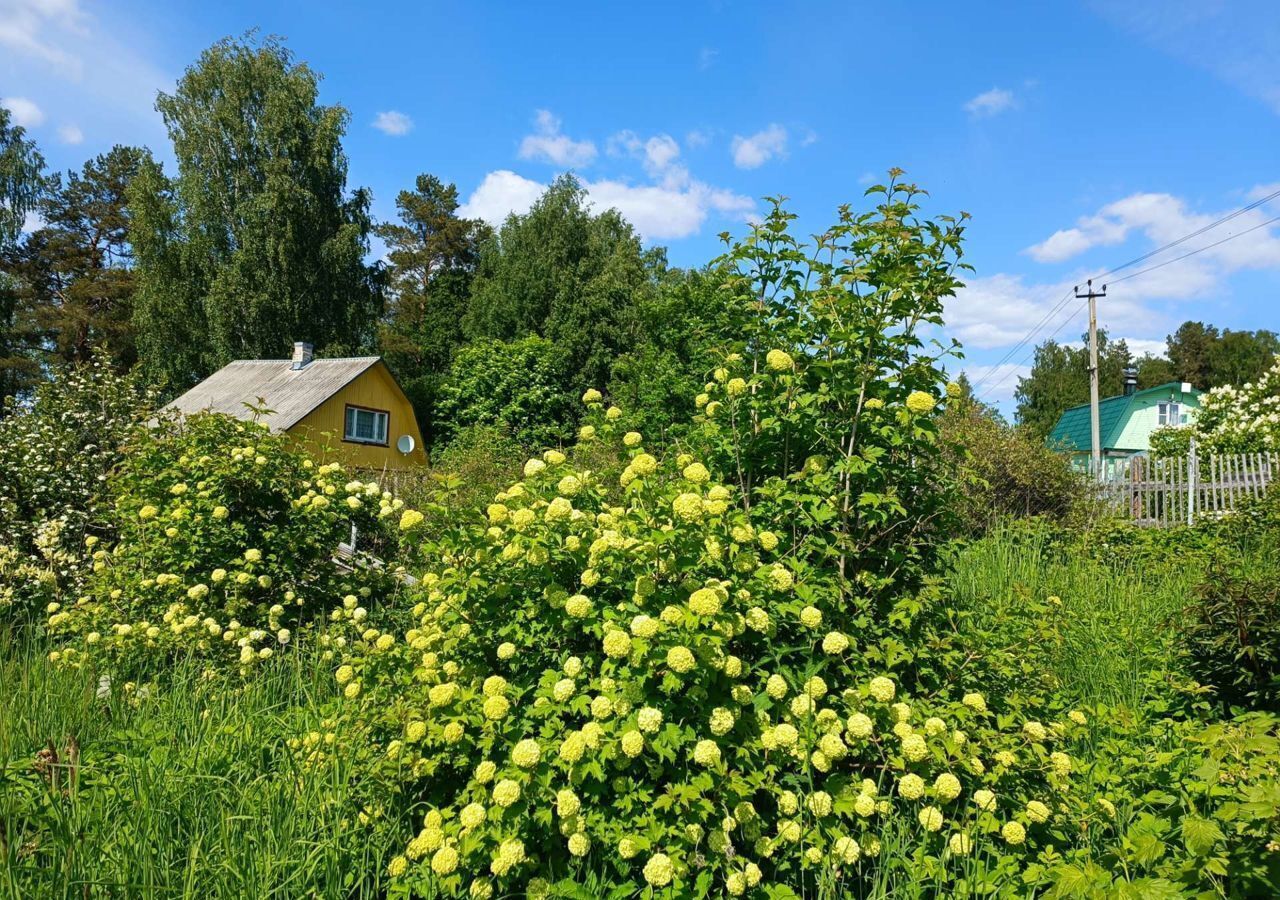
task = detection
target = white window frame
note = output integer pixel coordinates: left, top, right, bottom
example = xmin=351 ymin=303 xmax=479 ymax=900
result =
xmin=1157 ymin=401 xmax=1182 ymax=427
xmin=344 ymin=405 xmax=389 ymax=445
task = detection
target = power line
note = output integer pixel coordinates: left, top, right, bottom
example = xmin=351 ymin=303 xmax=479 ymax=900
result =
xmin=1107 ymin=212 xmax=1280 ymax=286
xmin=1094 ymin=186 xmax=1280 ymax=280
xmin=972 ymin=188 xmax=1280 ymax=399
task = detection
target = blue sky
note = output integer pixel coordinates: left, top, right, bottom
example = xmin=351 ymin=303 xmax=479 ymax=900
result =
xmin=4 ymin=0 xmax=1279 ymax=410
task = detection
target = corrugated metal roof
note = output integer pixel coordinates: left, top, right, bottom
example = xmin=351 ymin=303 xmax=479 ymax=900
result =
xmin=1048 ymin=394 xmax=1131 ymax=452
xmin=164 ymin=357 xmax=382 ymax=433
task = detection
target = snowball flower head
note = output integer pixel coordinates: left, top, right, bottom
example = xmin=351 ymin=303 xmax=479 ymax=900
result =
xmin=905 ymin=390 xmax=936 ymax=414
xmin=637 ymin=706 xmax=663 ymax=733
xmin=898 ymin=773 xmax=925 ymax=800
xmin=672 ymin=493 xmax=704 ymax=522
xmin=667 ymin=646 xmax=695 ymax=673
xmin=1001 ymin=821 xmax=1026 ymax=845
xmin=682 ymin=462 xmax=710 ymax=483
xmin=582 ymin=388 xmax=602 ymax=404
xmin=693 ymin=739 xmax=721 ymax=766
xmin=868 ymin=676 xmax=896 ymax=702
xmin=643 ymin=853 xmax=674 ymax=887
xmin=392 ymin=506 xmax=423 ymax=531
xmin=822 ymin=631 xmax=850 ymax=654
xmin=602 ymin=630 xmax=632 ymax=658
xmin=688 ymin=587 xmax=722 ymax=616
xmin=918 ymin=806 xmax=944 ymax=831
xmin=511 ymin=738 xmax=541 ymax=768
xmin=766 ymin=349 xmax=794 ymax=371
xmin=491 ymin=779 xmax=521 ymax=807
xmin=934 ymin=772 xmax=962 ymax=801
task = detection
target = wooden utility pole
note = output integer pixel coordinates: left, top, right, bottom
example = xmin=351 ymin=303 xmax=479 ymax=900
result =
xmin=1076 ymin=280 xmax=1107 ymax=481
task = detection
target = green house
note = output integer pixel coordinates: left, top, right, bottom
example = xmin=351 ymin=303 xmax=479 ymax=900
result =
xmin=1048 ymin=380 xmax=1202 ymax=473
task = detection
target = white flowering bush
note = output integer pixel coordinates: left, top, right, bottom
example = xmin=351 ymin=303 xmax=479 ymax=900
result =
xmin=45 ymin=412 xmax=409 ymax=675
xmin=314 ymin=405 xmax=1095 ymax=897
xmin=0 ymin=358 xmax=155 ymax=621
xmin=1152 ymin=356 xmax=1280 ymax=456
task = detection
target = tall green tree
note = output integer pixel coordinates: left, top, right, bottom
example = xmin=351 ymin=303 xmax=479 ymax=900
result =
xmin=0 ymin=107 xmax=46 ymax=405
xmin=464 ymin=174 xmax=657 ymax=393
xmin=129 ymin=35 xmax=382 ymax=392
xmin=1014 ymin=330 xmax=1138 ymax=440
xmin=608 ymin=265 xmax=742 ymax=440
xmin=375 ymin=174 xmax=490 ymax=440
xmin=0 ymin=106 xmax=44 ymax=247
xmin=3 ymin=146 xmax=148 ymax=373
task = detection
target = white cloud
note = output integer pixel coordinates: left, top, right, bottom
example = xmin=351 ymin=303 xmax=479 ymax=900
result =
xmin=730 ymin=124 xmax=788 ymax=169
xmin=372 ymin=110 xmax=413 ymax=136
xmin=1093 ymin=1 xmax=1280 ymax=115
xmin=22 ymin=209 xmax=44 ymax=233
xmin=1025 ymin=189 xmax=1280 ymax=271
xmin=586 ymin=178 xmax=753 ymax=240
xmin=457 ymin=169 xmax=754 ymax=242
xmin=518 ymin=109 xmax=597 ymax=167
xmin=946 ymin=269 xmax=1189 ymax=352
xmin=457 ymin=170 xmax=546 ymax=224
xmin=56 ymin=122 xmax=82 ymax=144
xmin=0 ymin=1 xmax=170 ymax=139
xmin=800 ymin=129 xmax=819 ymax=147
xmin=961 ymin=363 xmax=1031 ymax=402
xmin=698 ymin=47 xmax=718 ymax=70
xmin=1124 ymin=337 xmax=1168 ymax=359
xmin=0 ymin=0 xmax=88 ymax=77
xmin=608 ymin=130 xmax=685 ymax=184
xmin=685 ymin=129 xmax=711 ymax=149
xmin=1 ymin=95 xmax=45 ymax=127
xmin=964 ymin=87 xmax=1016 ymax=118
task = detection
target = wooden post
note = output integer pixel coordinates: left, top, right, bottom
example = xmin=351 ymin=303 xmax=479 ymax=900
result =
xmin=1187 ymin=438 xmax=1197 ymax=526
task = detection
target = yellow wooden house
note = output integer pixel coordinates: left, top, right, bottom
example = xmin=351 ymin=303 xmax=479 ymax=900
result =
xmin=165 ymin=343 xmax=427 ymax=470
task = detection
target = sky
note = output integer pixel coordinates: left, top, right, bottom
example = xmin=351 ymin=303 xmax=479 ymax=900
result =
xmin=3 ymin=0 xmax=1279 ymax=413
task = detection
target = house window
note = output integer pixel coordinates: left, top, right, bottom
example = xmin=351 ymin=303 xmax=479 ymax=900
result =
xmin=1157 ymin=401 xmax=1182 ymax=427
xmin=344 ymin=405 xmax=388 ymax=445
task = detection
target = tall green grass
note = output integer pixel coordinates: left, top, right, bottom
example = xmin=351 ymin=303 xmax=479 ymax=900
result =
xmin=0 ymin=632 xmax=403 ymax=899
xmin=946 ymin=524 xmax=1201 ymax=712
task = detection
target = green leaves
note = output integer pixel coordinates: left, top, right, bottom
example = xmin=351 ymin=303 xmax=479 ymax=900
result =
xmin=1179 ymin=814 xmax=1223 ymax=856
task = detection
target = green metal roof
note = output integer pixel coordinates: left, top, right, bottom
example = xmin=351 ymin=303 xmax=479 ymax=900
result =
xmin=1046 ymin=382 xmax=1201 ymax=453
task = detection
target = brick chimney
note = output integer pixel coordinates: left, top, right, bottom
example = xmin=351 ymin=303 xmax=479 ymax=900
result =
xmin=291 ymin=341 xmax=315 ymax=370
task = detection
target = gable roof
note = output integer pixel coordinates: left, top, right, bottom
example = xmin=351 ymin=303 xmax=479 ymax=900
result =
xmin=1048 ymin=381 xmax=1202 ymax=452
xmin=164 ymin=357 xmax=383 ymax=433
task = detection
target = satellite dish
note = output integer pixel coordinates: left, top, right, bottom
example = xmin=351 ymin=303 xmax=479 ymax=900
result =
xmin=397 ymin=435 xmax=416 ymax=454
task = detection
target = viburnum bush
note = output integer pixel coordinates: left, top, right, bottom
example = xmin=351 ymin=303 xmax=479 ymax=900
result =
xmin=298 ymin=183 xmax=1118 ymax=896
xmin=313 ymin=405 xmax=1094 ymax=898
xmin=46 ymin=412 xmax=409 ymax=676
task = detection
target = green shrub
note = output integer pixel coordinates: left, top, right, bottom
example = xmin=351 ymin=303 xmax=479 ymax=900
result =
xmin=940 ymin=403 xmax=1089 ymax=534
xmin=46 ymin=412 xmax=407 ymax=676
xmin=435 ymin=337 xmax=577 ymax=449
xmin=1182 ymin=489 xmax=1280 ymax=710
xmin=0 ymin=358 xmax=154 ymax=622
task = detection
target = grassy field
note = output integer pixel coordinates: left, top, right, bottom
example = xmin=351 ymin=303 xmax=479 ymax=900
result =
xmin=0 ymin=634 xmax=401 ymax=899
xmin=0 ymin=527 xmax=1212 ymax=898
xmin=946 ymin=525 xmax=1200 ymax=712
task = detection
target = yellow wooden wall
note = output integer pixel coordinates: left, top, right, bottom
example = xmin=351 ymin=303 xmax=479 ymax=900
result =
xmin=286 ymin=362 xmax=427 ymax=471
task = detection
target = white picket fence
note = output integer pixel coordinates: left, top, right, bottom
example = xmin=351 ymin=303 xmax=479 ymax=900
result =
xmin=1093 ymin=444 xmax=1277 ymax=527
